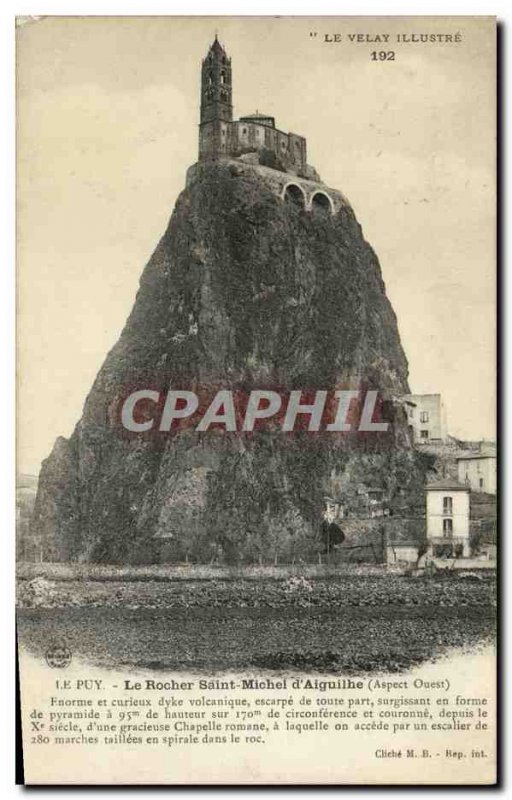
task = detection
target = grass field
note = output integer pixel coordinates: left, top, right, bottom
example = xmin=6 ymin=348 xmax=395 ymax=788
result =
xmin=17 ymin=571 xmax=496 ymax=674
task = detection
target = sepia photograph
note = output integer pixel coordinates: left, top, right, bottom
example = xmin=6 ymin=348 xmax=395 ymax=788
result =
xmin=15 ymin=14 xmax=496 ymax=784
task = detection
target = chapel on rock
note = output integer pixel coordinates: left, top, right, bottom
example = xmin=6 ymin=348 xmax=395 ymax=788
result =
xmin=189 ymin=36 xmax=345 ymax=215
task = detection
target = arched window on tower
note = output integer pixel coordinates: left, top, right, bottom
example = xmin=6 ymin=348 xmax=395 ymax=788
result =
xmin=220 ymin=70 xmax=227 ymax=84
xmin=207 ymin=72 xmax=213 ymax=85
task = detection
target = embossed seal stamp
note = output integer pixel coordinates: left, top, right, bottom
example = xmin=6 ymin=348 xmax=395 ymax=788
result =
xmin=45 ymin=642 xmax=72 ymax=669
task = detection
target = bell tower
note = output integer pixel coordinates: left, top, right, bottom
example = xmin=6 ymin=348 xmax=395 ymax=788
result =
xmin=199 ymin=36 xmax=233 ymax=160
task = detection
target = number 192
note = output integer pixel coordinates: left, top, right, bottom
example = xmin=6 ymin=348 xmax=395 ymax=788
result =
xmin=371 ymin=51 xmax=395 ymax=61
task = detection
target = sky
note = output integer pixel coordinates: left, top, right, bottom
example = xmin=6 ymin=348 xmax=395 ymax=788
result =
xmin=16 ymin=16 xmax=496 ymax=475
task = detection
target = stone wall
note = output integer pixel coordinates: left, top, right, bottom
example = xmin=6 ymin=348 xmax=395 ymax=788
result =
xmin=187 ymin=158 xmax=349 ymax=215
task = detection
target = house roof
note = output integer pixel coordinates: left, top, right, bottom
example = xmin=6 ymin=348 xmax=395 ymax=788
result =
xmin=241 ymin=112 xmax=272 ymax=119
xmin=239 ymin=113 xmax=276 ymax=128
xmin=402 ymin=393 xmax=441 ymax=401
xmin=456 ymin=452 xmax=496 ymax=461
xmin=425 ymin=478 xmax=470 ymax=492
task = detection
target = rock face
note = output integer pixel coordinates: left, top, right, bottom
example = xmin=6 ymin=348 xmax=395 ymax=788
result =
xmin=32 ymin=161 xmax=422 ymax=564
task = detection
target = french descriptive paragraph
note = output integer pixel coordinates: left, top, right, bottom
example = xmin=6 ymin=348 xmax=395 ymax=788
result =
xmin=27 ymin=675 xmax=491 ymax=758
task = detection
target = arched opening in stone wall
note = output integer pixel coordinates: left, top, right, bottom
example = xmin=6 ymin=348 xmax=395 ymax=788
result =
xmin=283 ymin=183 xmax=306 ymax=209
xmin=311 ymin=191 xmax=333 ymax=214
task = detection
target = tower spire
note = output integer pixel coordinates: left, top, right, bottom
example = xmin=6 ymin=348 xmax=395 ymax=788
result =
xmin=199 ymin=37 xmax=233 ymax=159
